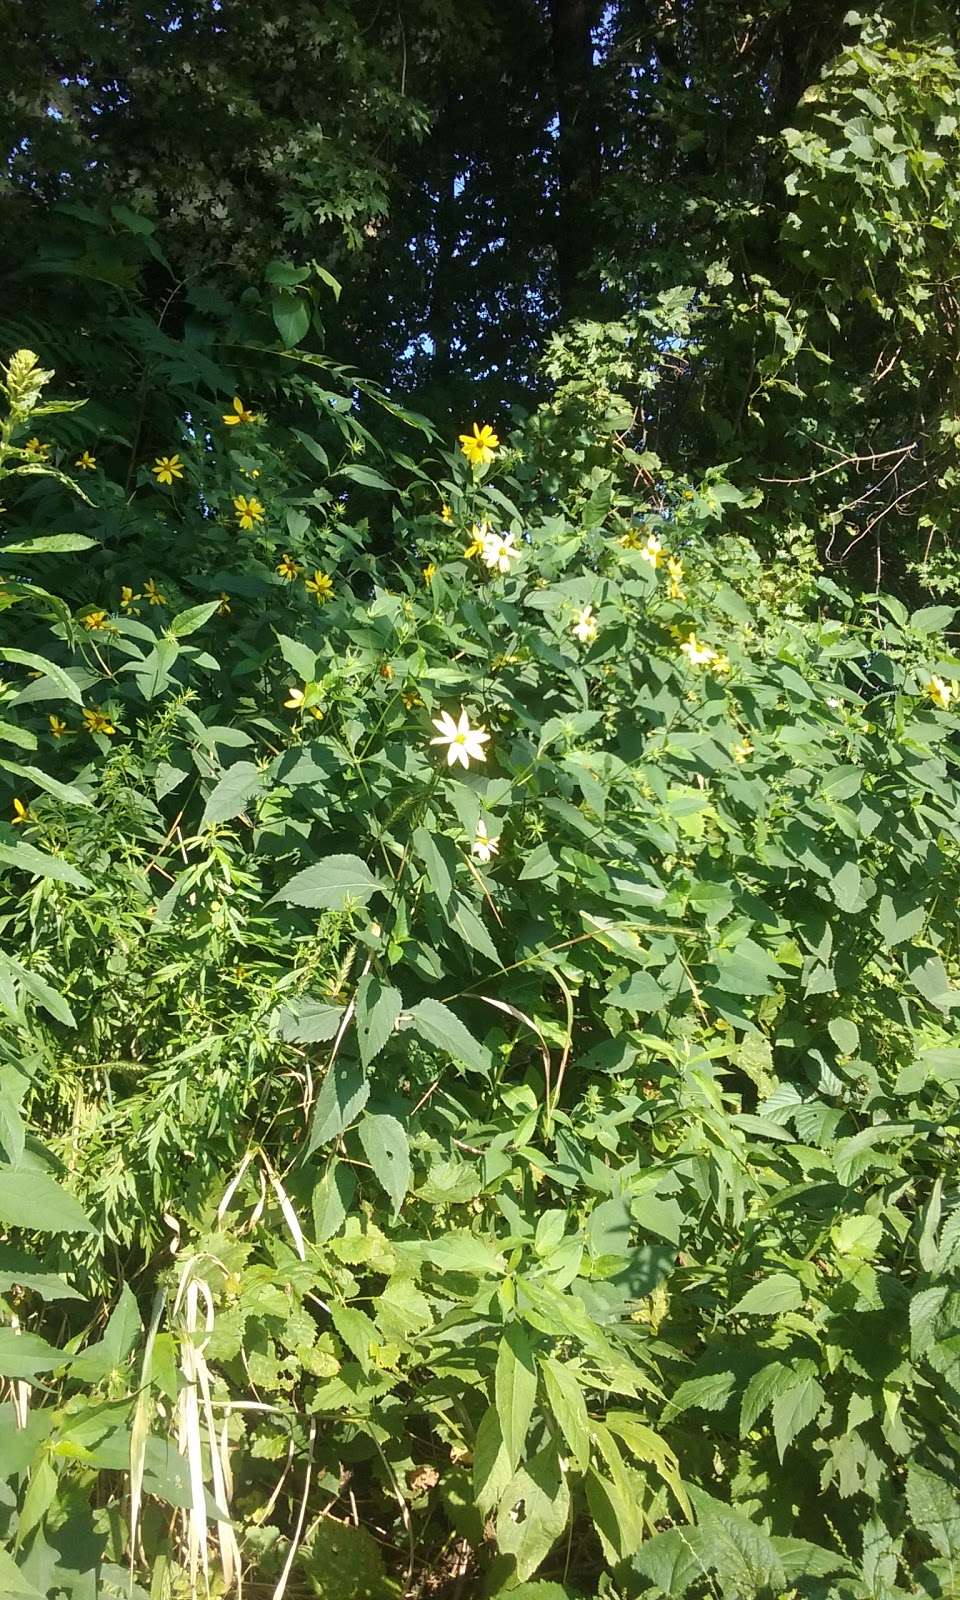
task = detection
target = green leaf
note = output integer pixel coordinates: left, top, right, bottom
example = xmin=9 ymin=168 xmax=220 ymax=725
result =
xmin=355 ymin=976 xmax=402 ymax=1069
xmin=0 ymin=721 xmax=37 ymax=751
xmin=311 ymin=1161 xmax=356 ymax=1244
xmin=413 ymin=825 xmax=454 ymax=909
xmin=771 ymin=1363 xmax=824 ymax=1460
xmin=71 ymin=1283 xmax=141 ymax=1381
xmin=0 ymin=1169 xmax=94 ymax=1233
xmin=0 ymin=760 xmax=92 ymax=808
xmin=0 ymin=649 xmax=82 ymax=704
xmin=276 ymin=632 xmax=318 ymax=682
xmin=357 ymin=1113 xmax=410 ymax=1217
xmin=274 ymin=854 xmax=386 ymax=911
xmin=277 ymin=998 xmax=345 ymax=1043
xmin=740 ymin=1361 xmax=792 ymax=1436
xmin=0 ymin=533 xmax=98 ymax=556
xmin=474 ymin=1403 xmax=512 ymax=1514
xmin=0 ymin=1327 xmax=66 ymax=1380
xmin=271 ymin=288 xmax=311 ymax=347
xmin=167 ymin=600 xmax=219 ymax=638
xmin=541 ymin=1356 xmax=591 ymax=1473
xmin=662 ymin=1369 xmax=735 ymax=1421
xmin=308 ymin=1061 xmax=368 ymax=1152
xmin=906 ymin=1464 xmax=960 ymax=1560
xmin=0 ymin=841 xmax=90 ymax=889
xmin=689 ymin=1487 xmax=787 ymax=1595
xmin=449 ymin=894 xmax=501 ymax=966
xmin=495 ymin=1323 xmax=538 ymax=1474
xmin=911 ymin=605 xmax=956 ymax=635
xmin=731 ymin=1272 xmax=803 ymax=1317
xmin=496 ymin=1442 xmax=570 ymax=1583
xmin=832 ymin=1213 xmax=883 ymax=1259
xmin=336 ymin=463 xmax=395 ymax=492
xmin=200 ymin=761 xmax=265 ymax=827
xmin=408 ymin=998 xmax=491 ymax=1075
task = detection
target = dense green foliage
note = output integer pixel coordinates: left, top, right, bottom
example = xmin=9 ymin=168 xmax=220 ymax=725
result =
xmin=2 ymin=3 xmax=960 ymax=1597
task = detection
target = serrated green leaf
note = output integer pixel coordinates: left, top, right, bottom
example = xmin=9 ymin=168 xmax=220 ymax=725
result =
xmin=357 ymin=1112 xmax=410 ymax=1217
xmin=408 ymin=997 xmax=491 ymax=1075
xmin=274 ymin=854 xmax=386 ymax=911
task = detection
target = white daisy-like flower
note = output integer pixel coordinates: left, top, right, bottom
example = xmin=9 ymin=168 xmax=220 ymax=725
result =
xmin=572 ymin=605 xmax=598 ymax=645
xmin=678 ymin=632 xmax=718 ymax=667
xmin=480 ymin=529 xmax=521 ymax=574
xmin=471 ymin=820 xmax=499 ymax=863
xmin=429 ymin=708 xmax=490 ymax=769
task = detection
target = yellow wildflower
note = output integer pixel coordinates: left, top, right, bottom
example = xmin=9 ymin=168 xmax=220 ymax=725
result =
xmin=284 ymin=685 xmax=323 ymax=720
xmin=305 ymin=571 xmax=334 ymax=604
xmin=402 ymin=688 xmax=421 ymax=709
xmin=234 ymin=494 xmax=265 ymax=530
xmin=49 ymin=715 xmax=68 ymax=738
xmin=223 ymin=396 xmax=255 ymax=426
xmin=120 ymin=585 xmax=140 ymax=613
xmin=75 ymin=450 xmax=97 ymax=470
xmin=440 ymin=503 xmax=454 ymax=523
xmin=143 ymin=577 xmax=165 ymax=606
xmin=276 ymin=554 xmax=302 ymax=582
xmin=463 ymin=522 xmax=489 ymax=559
xmin=80 ymin=609 xmax=108 ymax=632
xmin=666 ymin=556 xmax=684 ymax=599
xmin=380 ymin=662 xmax=394 ymax=681
xmin=218 ymin=592 xmax=232 ymax=615
xmin=82 ymin=707 xmax=116 ymax=736
xmin=422 ymin=562 xmax=437 ymax=585
xmin=732 ymin=736 xmax=754 ymax=764
xmin=11 ymin=798 xmax=31 ymax=825
xmin=24 ymin=437 xmax=50 ymax=460
xmin=619 ymin=529 xmax=644 ymax=550
xmin=458 ymin=423 xmax=500 ymax=468
xmin=152 ymin=454 xmax=184 ymax=484
xmin=927 ymin=675 xmax=957 ymax=710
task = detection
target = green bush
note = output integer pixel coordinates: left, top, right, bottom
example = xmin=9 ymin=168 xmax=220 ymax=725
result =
xmin=1 ymin=332 xmax=960 ymax=1598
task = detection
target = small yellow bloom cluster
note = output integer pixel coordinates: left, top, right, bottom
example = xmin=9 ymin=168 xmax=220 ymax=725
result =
xmin=927 ymin=674 xmax=959 ymax=710
xmin=666 ymin=556 xmax=684 ymax=599
xmin=458 ymin=422 xmax=500 ymax=469
xmin=120 ymin=585 xmax=140 ymax=613
xmin=49 ymin=715 xmax=68 ymax=738
xmin=276 ymin=554 xmax=302 ymax=582
xmin=143 ymin=577 xmax=165 ymax=606
xmin=732 ymin=736 xmax=754 ymax=764
xmin=422 ymin=563 xmax=437 ymax=585
xmin=24 ymin=437 xmax=50 ymax=460
xmin=440 ymin=503 xmax=454 ymax=524
xmin=80 ymin=609 xmax=109 ymax=632
xmin=75 ymin=450 xmax=97 ymax=471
